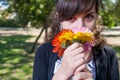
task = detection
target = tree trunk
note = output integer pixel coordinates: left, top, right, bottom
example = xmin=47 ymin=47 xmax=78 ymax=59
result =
xmin=30 ymin=27 xmax=45 ymax=53
xmin=44 ymin=24 xmax=48 ymax=41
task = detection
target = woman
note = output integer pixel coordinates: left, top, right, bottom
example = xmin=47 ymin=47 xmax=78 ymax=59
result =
xmin=33 ymin=0 xmax=119 ymax=80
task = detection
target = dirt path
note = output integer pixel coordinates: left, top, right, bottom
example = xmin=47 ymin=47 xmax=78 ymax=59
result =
xmin=1 ymin=27 xmax=120 ymax=44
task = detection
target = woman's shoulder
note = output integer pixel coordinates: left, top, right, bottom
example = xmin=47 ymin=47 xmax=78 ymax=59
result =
xmin=35 ymin=42 xmax=53 ymax=57
xmin=102 ymin=45 xmax=116 ymax=57
xmin=102 ymin=45 xmax=115 ymax=53
xmin=36 ymin=42 xmax=58 ymax=63
xmin=93 ymin=45 xmax=116 ymax=57
xmin=38 ymin=42 xmax=53 ymax=48
xmin=37 ymin=42 xmax=53 ymax=53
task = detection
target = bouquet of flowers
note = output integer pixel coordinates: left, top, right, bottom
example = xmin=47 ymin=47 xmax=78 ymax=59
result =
xmin=52 ymin=27 xmax=95 ymax=57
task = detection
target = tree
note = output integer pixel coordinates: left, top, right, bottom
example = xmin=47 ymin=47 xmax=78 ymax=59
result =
xmin=6 ymin=0 xmax=55 ymax=27
xmin=5 ymin=0 xmax=55 ymax=53
xmin=100 ymin=0 xmax=117 ymax=28
xmin=112 ymin=0 xmax=120 ymax=25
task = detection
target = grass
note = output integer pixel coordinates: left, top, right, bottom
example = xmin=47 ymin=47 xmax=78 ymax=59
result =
xmin=0 ymin=34 xmax=120 ymax=80
xmin=112 ymin=46 xmax=120 ymax=57
xmin=0 ymin=35 xmax=38 ymax=80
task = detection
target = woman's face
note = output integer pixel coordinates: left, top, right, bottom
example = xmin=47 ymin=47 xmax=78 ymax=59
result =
xmin=61 ymin=6 xmax=98 ymax=31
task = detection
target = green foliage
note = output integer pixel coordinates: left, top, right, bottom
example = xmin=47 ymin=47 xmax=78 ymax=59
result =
xmin=100 ymin=11 xmax=116 ymax=28
xmin=0 ymin=19 xmax=21 ymax=27
xmin=2 ymin=0 xmax=120 ymax=28
xmin=100 ymin=0 xmax=116 ymax=28
xmin=6 ymin=0 xmax=55 ymax=27
xmin=112 ymin=0 xmax=120 ymax=25
xmin=100 ymin=0 xmax=120 ymax=27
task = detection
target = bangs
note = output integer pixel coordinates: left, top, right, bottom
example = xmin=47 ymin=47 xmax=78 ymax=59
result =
xmin=56 ymin=0 xmax=96 ymax=21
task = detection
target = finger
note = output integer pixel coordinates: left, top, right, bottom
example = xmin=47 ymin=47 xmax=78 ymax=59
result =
xmin=83 ymin=64 xmax=90 ymax=72
xmin=71 ymin=75 xmax=79 ymax=80
xmin=75 ymin=72 xmax=93 ymax=79
xmin=70 ymin=47 xmax=84 ymax=56
xmin=65 ymin=42 xmax=83 ymax=52
xmin=74 ymin=64 xmax=86 ymax=74
xmin=74 ymin=58 xmax=84 ymax=70
xmin=85 ymin=78 xmax=93 ymax=80
xmin=73 ymin=53 xmax=85 ymax=62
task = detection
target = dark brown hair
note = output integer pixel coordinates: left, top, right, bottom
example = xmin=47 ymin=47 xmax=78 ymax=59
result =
xmin=56 ymin=0 xmax=100 ymax=21
xmin=47 ymin=0 xmax=106 ymax=48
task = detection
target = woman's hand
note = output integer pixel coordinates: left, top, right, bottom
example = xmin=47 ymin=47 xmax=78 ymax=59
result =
xmin=72 ymin=71 xmax=93 ymax=80
xmin=72 ymin=64 xmax=93 ymax=80
xmin=52 ymin=42 xmax=86 ymax=80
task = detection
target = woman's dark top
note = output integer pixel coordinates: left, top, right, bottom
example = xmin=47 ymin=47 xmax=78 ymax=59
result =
xmin=33 ymin=42 xmax=119 ymax=80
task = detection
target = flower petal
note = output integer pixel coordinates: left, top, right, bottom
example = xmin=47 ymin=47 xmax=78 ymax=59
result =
xmin=53 ymin=46 xmax=60 ymax=53
xmin=58 ymin=48 xmax=65 ymax=57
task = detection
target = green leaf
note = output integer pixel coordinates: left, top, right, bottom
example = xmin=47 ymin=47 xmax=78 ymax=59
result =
xmin=61 ymin=40 xmax=70 ymax=48
xmin=72 ymin=39 xmax=82 ymax=43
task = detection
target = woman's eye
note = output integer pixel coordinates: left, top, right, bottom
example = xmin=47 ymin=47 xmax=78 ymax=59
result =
xmin=68 ymin=17 xmax=76 ymax=22
xmin=84 ymin=14 xmax=94 ymax=22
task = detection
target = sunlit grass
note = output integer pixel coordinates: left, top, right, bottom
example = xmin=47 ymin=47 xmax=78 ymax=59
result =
xmin=0 ymin=35 xmax=37 ymax=80
xmin=0 ymin=40 xmax=7 ymax=44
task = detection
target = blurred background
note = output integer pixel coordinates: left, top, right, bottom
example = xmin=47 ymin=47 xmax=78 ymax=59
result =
xmin=0 ymin=0 xmax=120 ymax=80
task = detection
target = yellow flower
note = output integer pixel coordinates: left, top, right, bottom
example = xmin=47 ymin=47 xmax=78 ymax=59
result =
xmin=75 ymin=32 xmax=94 ymax=43
xmin=58 ymin=30 xmax=74 ymax=44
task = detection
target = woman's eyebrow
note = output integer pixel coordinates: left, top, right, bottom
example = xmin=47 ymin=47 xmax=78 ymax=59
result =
xmin=86 ymin=12 xmax=96 ymax=15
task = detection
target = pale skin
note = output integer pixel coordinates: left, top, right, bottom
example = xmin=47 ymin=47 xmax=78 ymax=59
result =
xmin=52 ymin=6 xmax=98 ymax=80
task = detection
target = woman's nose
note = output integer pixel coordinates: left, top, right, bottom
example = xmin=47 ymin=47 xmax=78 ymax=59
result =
xmin=73 ymin=18 xmax=84 ymax=28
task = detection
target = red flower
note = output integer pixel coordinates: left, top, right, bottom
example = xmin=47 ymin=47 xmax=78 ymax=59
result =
xmin=52 ymin=29 xmax=72 ymax=57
